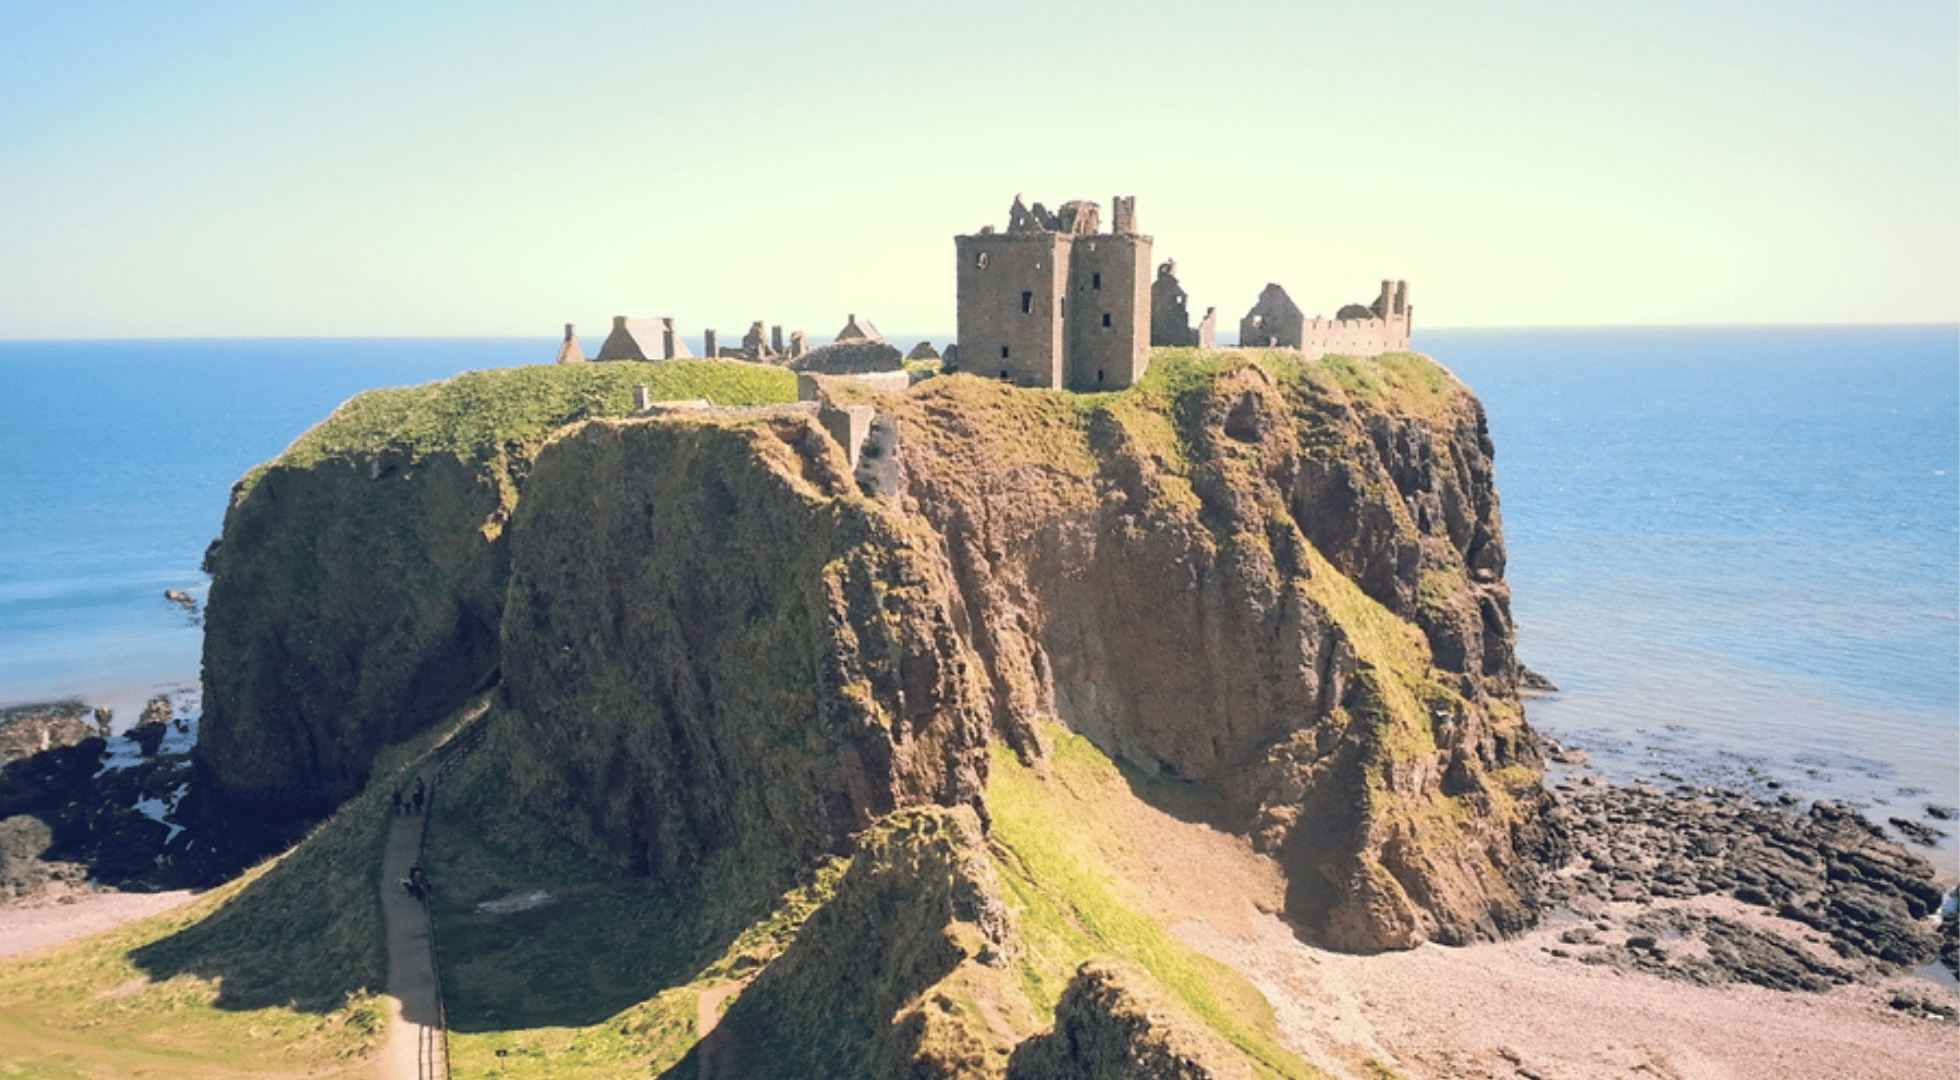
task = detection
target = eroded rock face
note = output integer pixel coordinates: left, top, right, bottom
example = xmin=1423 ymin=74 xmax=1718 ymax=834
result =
xmin=498 ymin=416 xmax=990 ymax=884
xmin=705 ymin=806 xmax=1017 ymax=1078
xmin=1008 ymin=960 xmax=1253 ymax=1080
xmin=197 ymin=451 xmax=509 ymax=817
xmin=894 ymin=363 xmax=1554 ymax=950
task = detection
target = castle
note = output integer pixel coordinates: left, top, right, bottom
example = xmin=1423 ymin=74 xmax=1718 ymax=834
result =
xmin=954 ymin=196 xmax=1153 ymax=392
xmin=562 ymin=195 xmax=1413 ymax=391
xmin=955 ymin=195 xmax=1411 ymax=390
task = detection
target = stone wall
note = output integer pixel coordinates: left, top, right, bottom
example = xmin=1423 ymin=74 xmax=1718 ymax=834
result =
xmin=1238 ymin=280 xmax=1412 ymax=359
xmin=955 ymin=229 xmax=1071 ymax=388
xmin=954 ymin=195 xmax=1152 ymax=392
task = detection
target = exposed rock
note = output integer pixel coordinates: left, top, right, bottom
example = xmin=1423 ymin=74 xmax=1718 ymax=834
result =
xmin=1539 ymin=782 xmax=1947 ymax=984
xmin=894 ymin=364 xmax=1553 ymax=951
xmin=1889 ymin=816 xmax=1948 ymax=847
xmin=1007 ymin=960 xmax=1253 ymax=1080
xmin=704 ymin=807 xmax=1019 ymax=1077
xmin=499 ymin=415 xmax=990 ymax=885
xmin=0 ymin=701 xmax=99 ymax=765
xmin=127 ymin=696 xmax=174 ymax=757
xmin=198 ymin=449 xmax=507 ymax=820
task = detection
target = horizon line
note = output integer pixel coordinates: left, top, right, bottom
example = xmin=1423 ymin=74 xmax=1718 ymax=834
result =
xmin=2 ymin=321 xmax=1956 ymax=345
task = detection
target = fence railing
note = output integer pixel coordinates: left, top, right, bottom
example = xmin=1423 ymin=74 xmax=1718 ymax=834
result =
xmin=414 ymin=711 xmax=489 ymax=1080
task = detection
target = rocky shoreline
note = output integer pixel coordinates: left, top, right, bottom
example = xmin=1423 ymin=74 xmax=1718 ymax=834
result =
xmin=1533 ymin=740 xmax=1958 ymax=1018
xmin=0 ymin=695 xmax=241 ymax=901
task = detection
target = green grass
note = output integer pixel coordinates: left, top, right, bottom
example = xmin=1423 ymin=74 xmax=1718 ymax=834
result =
xmin=987 ymin=730 xmax=1324 ymax=1080
xmin=423 ymin=710 xmax=850 ymax=1079
xmin=0 ymin=701 xmax=493 ymax=1078
xmin=243 ymin=359 xmax=798 ymax=497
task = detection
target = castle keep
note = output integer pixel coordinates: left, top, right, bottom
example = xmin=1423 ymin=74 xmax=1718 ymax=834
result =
xmin=955 ymin=195 xmax=1413 ymax=390
xmin=955 ymin=196 xmax=1152 ymax=391
xmin=564 ymin=194 xmax=1413 ymax=386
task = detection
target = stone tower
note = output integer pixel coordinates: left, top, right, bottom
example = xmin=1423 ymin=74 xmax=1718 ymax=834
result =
xmin=954 ymin=195 xmax=1152 ymax=391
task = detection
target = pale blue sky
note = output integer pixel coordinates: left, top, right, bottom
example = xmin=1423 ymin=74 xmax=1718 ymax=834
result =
xmin=1 ymin=0 xmax=1953 ymax=338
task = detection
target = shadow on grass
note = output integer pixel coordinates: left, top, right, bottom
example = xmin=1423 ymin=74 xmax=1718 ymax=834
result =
xmin=125 ymin=801 xmax=390 ymax=1013
xmin=420 ymin=713 xmax=801 ymax=1037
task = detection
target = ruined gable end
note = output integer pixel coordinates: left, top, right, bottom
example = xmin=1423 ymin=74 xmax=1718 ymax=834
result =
xmin=554 ymin=323 xmax=587 ymax=364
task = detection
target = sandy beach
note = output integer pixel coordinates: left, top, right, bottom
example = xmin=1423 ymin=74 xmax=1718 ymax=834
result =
xmin=1178 ymin=909 xmax=1959 ymax=1080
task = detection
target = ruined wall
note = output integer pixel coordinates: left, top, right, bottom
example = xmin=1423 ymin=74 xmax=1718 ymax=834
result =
xmin=1239 ymin=284 xmax=1306 ymax=349
xmin=955 ymin=231 xmax=1070 ymax=388
xmin=1066 ymin=233 xmax=1152 ymax=391
xmin=1241 ymin=281 xmax=1413 ymax=360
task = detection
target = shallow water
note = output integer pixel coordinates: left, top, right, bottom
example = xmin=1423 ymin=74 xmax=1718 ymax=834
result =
xmin=1428 ymin=326 xmax=1959 ymax=880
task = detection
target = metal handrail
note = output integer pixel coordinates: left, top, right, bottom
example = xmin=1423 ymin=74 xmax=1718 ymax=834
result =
xmin=414 ymin=713 xmax=489 ymax=1080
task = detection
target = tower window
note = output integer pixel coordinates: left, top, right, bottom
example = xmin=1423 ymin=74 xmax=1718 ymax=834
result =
xmin=1092 ymin=272 xmax=1102 ymax=289
xmin=1001 ymin=346 xmax=1010 ymax=358
xmin=975 ymin=252 xmax=988 ymax=269
xmin=1020 ymin=291 xmax=1033 ymax=314
xmin=1101 ymin=313 xmax=1112 ymax=328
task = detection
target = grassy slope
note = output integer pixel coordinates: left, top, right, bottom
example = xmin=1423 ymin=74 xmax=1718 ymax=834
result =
xmin=0 ymin=701 xmax=491 ymax=1078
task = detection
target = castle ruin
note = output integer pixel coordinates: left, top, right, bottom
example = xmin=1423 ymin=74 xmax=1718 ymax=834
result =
xmin=954 ymin=195 xmax=1152 ymax=391
xmin=1240 ymin=279 xmax=1411 ymax=359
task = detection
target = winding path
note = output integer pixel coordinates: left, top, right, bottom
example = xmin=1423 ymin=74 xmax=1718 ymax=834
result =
xmin=376 ymin=799 xmax=446 ymax=1080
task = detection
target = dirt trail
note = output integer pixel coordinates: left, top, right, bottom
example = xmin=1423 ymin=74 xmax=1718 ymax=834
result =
xmin=376 ymin=798 xmax=445 ymax=1080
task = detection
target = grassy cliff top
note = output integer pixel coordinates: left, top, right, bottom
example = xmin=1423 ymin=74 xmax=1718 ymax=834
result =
xmin=251 ymin=359 xmax=799 ymax=484
xmin=1129 ymin=348 xmax=1467 ymax=421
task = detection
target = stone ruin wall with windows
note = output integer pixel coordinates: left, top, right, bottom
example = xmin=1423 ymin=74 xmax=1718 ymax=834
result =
xmin=955 ymin=195 xmax=1413 ymax=390
xmin=954 ymin=196 xmax=1152 ymax=392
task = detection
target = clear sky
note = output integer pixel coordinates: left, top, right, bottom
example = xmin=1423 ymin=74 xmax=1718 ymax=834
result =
xmin=1 ymin=0 xmax=1954 ymax=338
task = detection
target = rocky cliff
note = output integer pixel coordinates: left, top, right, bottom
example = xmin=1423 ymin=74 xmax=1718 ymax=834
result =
xmin=200 ymin=348 xmax=1554 ymax=954
xmin=888 ymin=352 xmax=1554 ymax=949
xmin=195 ymin=361 xmax=797 ymax=820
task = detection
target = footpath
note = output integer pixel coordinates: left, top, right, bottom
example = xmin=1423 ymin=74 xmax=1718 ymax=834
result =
xmin=376 ymin=797 xmax=446 ymax=1080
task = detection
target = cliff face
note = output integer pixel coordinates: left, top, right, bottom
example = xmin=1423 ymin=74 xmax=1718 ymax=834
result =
xmin=198 ymin=450 xmax=508 ymax=816
xmin=195 ymin=361 xmax=798 ymax=818
xmin=892 ymin=355 xmax=1551 ymax=949
xmin=497 ymin=414 xmax=991 ymax=882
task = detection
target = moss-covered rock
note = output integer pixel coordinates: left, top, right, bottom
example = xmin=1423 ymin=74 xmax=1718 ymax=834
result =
xmin=1007 ymin=960 xmax=1253 ymax=1080
xmin=196 ymin=361 xmax=797 ymax=820
xmin=893 ymin=353 xmax=1556 ymax=950
xmin=498 ymin=412 xmax=991 ymax=886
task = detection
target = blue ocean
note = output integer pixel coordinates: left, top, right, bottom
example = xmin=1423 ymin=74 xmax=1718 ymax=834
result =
xmin=2 ymin=328 xmax=1955 ymax=875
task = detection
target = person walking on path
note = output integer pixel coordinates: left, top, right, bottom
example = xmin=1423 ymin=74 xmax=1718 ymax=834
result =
xmin=377 ymin=786 xmax=446 ymax=1079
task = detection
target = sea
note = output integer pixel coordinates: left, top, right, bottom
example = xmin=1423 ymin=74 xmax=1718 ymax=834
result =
xmin=2 ymin=328 xmax=1955 ymax=879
